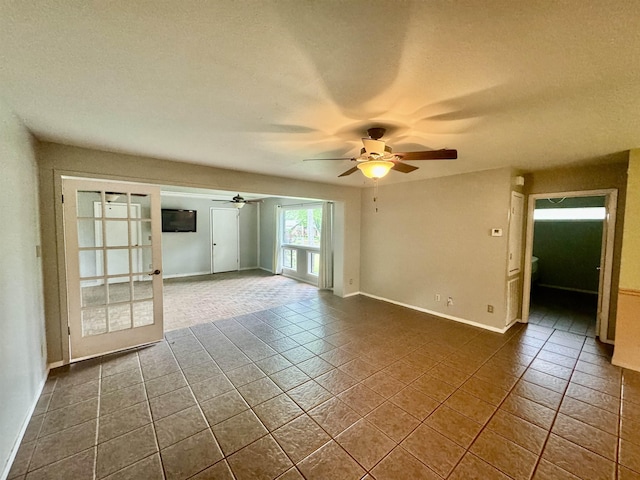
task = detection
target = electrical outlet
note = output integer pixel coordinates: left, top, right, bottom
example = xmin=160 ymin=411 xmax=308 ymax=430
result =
xmin=487 ymin=304 xmax=494 ymax=313
xmin=349 ymin=278 xmax=353 ymax=285
xmin=447 ymin=297 xmax=453 ymax=306
xmin=435 ymin=294 xmax=441 ymax=302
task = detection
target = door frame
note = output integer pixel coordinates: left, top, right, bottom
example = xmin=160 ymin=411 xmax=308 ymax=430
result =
xmin=209 ymin=207 xmax=240 ymax=274
xmin=521 ymin=188 xmax=618 ymax=343
xmin=61 ymin=177 xmax=164 ymax=361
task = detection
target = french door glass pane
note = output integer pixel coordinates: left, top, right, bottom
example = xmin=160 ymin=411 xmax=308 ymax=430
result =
xmin=79 ymin=250 xmax=103 ymax=278
xmin=105 ymin=220 xmax=129 ymax=247
xmin=81 ymin=280 xmax=106 ymax=307
xmin=131 ymin=194 xmax=151 ymax=219
xmin=133 ymin=301 xmax=154 ymax=327
xmin=77 ymin=191 xmax=102 ymax=217
xmin=132 ymin=247 xmax=152 ymax=274
xmin=106 ymin=249 xmax=129 ymax=276
xmin=108 ymin=277 xmax=131 ymax=303
xmin=131 ymin=220 xmax=152 ymax=246
xmin=77 ymin=219 xmax=103 ymax=248
xmin=108 ymin=304 xmax=132 ymax=332
xmin=133 ymin=280 xmax=153 ymax=300
xmin=82 ymin=307 xmax=107 ymax=336
xmin=104 ymin=193 xmax=127 ymax=212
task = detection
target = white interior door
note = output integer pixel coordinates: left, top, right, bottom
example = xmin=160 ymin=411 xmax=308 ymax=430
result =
xmin=211 ymin=208 xmax=239 ymax=273
xmin=63 ymin=178 xmax=164 ymax=360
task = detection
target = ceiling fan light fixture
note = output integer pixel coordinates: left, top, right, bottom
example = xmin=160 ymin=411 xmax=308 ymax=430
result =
xmin=233 ymin=202 xmax=245 ymax=209
xmin=357 ymin=160 xmax=394 ymax=179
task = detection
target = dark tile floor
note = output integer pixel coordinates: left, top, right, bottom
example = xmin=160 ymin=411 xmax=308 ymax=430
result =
xmin=8 ymin=294 xmax=640 ymax=479
xmin=528 ymin=286 xmax=598 ymax=337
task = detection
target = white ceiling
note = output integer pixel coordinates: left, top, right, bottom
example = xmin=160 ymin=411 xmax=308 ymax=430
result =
xmin=1 ymin=1 xmax=639 ymax=187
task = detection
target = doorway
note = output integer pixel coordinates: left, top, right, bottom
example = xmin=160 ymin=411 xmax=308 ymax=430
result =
xmin=522 ymin=189 xmax=618 ymax=342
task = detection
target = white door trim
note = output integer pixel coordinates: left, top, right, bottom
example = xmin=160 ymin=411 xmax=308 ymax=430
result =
xmin=521 ymin=188 xmax=617 ymax=343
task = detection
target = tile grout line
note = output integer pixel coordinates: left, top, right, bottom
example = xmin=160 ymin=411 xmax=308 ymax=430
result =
xmin=171 ymin=320 xmax=240 ymax=478
xmin=138 ymin=351 xmax=166 ymax=480
xmin=524 ymin=332 xmax=586 ymax=479
xmin=93 ymin=362 xmax=102 ymax=480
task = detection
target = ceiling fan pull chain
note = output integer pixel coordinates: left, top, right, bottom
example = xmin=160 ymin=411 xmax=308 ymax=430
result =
xmin=373 ymin=179 xmax=379 ymax=214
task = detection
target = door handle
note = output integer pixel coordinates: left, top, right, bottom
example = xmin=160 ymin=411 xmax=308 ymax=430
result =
xmin=148 ymin=269 xmax=161 ymax=276
xmin=596 ymin=266 xmax=601 ymax=271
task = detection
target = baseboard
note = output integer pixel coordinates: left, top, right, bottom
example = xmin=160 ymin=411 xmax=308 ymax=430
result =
xmin=359 ymin=292 xmax=513 ymax=334
xmin=162 ymin=271 xmax=211 ymax=280
xmin=1 ymin=366 xmax=49 ymax=480
xmin=341 ymin=291 xmax=361 ymax=298
xmin=258 ymin=267 xmax=275 ymax=274
xmin=537 ymin=284 xmax=598 ymax=295
xmin=48 ymin=360 xmax=64 ymax=369
xmin=239 ymin=266 xmax=259 ymax=271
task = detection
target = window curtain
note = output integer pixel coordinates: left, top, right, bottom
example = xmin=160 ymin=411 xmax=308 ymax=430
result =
xmin=273 ymin=205 xmax=283 ymax=274
xmin=318 ymin=202 xmax=333 ymax=289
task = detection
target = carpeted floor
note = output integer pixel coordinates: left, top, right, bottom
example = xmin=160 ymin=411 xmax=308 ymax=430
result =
xmin=163 ymin=270 xmax=321 ymax=331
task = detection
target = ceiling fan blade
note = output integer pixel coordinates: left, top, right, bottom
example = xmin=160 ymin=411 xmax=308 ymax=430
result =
xmin=395 ymin=149 xmax=458 ymax=161
xmin=338 ymin=166 xmax=359 ymax=177
xmin=391 ymin=162 xmax=419 ymax=174
xmin=303 ymin=157 xmax=355 ymax=162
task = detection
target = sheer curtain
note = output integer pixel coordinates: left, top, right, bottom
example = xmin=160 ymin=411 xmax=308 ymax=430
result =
xmin=318 ymin=202 xmax=333 ymax=289
xmin=272 ymin=205 xmax=283 ymax=274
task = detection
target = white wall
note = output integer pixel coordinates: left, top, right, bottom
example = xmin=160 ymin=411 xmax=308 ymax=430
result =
xmin=0 ymin=102 xmax=47 ymax=478
xmin=161 ymin=196 xmax=258 ymax=277
xmin=360 ymin=168 xmax=513 ymax=331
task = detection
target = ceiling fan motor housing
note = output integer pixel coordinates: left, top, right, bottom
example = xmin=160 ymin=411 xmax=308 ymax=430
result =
xmin=367 ymin=127 xmax=386 ymax=140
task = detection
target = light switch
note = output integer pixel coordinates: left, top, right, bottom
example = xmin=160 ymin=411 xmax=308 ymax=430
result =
xmin=491 ymin=228 xmax=503 ymax=237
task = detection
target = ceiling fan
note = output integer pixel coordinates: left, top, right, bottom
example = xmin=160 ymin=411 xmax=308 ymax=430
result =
xmin=211 ymin=194 xmax=261 ymax=209
xmin=304 ymin=127 xmax=457 ymax=179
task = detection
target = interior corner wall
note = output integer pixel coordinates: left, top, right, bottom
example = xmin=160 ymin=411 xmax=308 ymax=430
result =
xmin=613 ymin=151 xmax=640 ymax=371
xmin=0 ymin=104 xmax=47 ymax=478
xmin=360 ymin=168 xmax=513 ymax=331
xmin=523 ymin=161 xmax=628 ymax=340
xmin=36 ymin=142 xmax=361 ymax=363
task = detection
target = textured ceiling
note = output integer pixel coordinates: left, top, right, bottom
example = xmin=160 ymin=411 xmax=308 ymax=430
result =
xmin=1 ymin=1 xmax=639 ymax=186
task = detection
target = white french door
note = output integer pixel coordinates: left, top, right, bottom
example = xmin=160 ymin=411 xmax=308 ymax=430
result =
xmin=63 ymin=178 xmax=164 ymax=360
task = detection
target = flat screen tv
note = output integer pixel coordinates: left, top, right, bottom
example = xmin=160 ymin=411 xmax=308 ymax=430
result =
xmin=161 ymin=209 xmax=197 ymax=232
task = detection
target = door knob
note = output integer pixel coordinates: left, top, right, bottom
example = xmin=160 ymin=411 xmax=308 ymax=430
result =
xmin=148 ymin=269 xmax=161 ymax=276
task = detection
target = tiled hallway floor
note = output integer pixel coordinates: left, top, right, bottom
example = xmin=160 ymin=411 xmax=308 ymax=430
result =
xmin=9 ymin=295 xmax=640 ymax=479
xmin=528 ymin=287 xmax=598 ymax=338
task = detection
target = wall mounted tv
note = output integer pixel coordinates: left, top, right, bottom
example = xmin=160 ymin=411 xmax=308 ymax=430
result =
xmin=161 ymin=209 xmax=197 ymax=232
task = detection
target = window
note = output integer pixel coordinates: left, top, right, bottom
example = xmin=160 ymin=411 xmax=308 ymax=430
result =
xmin=534 ymin=207 xmax=606 ymax=221
xmin=308 ymin=252 xmax=320 ymax=276
xmin=282 ymin=206 xmax=322 ymax=247
xmin=282 ymin=248 xmax=296 ymax=269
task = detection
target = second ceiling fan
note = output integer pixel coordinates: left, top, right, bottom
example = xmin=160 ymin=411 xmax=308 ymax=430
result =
xmin=304 ymin=127 xmax=457 ymax=179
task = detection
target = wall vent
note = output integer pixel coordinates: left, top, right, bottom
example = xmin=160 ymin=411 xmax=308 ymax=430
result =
xmin=507 ymin=277 xmax=521 ymax=325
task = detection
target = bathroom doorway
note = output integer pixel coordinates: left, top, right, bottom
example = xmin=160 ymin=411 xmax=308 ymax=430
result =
xmin=521 ymin=189 xmax=618 ymax=343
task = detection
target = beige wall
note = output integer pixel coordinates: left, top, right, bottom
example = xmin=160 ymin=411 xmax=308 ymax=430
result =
xmin=613 ymin=151 xmax=640 ymax=370
xmin=360 ymin=168 xmax=514 ymax=331
xmin=37 ymin=142 xmax=361 ymax=363
xmin=524 ymin=161 xmax=628 ymax=340
xmin=0 ymin=103 xmax=47 ymax=477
